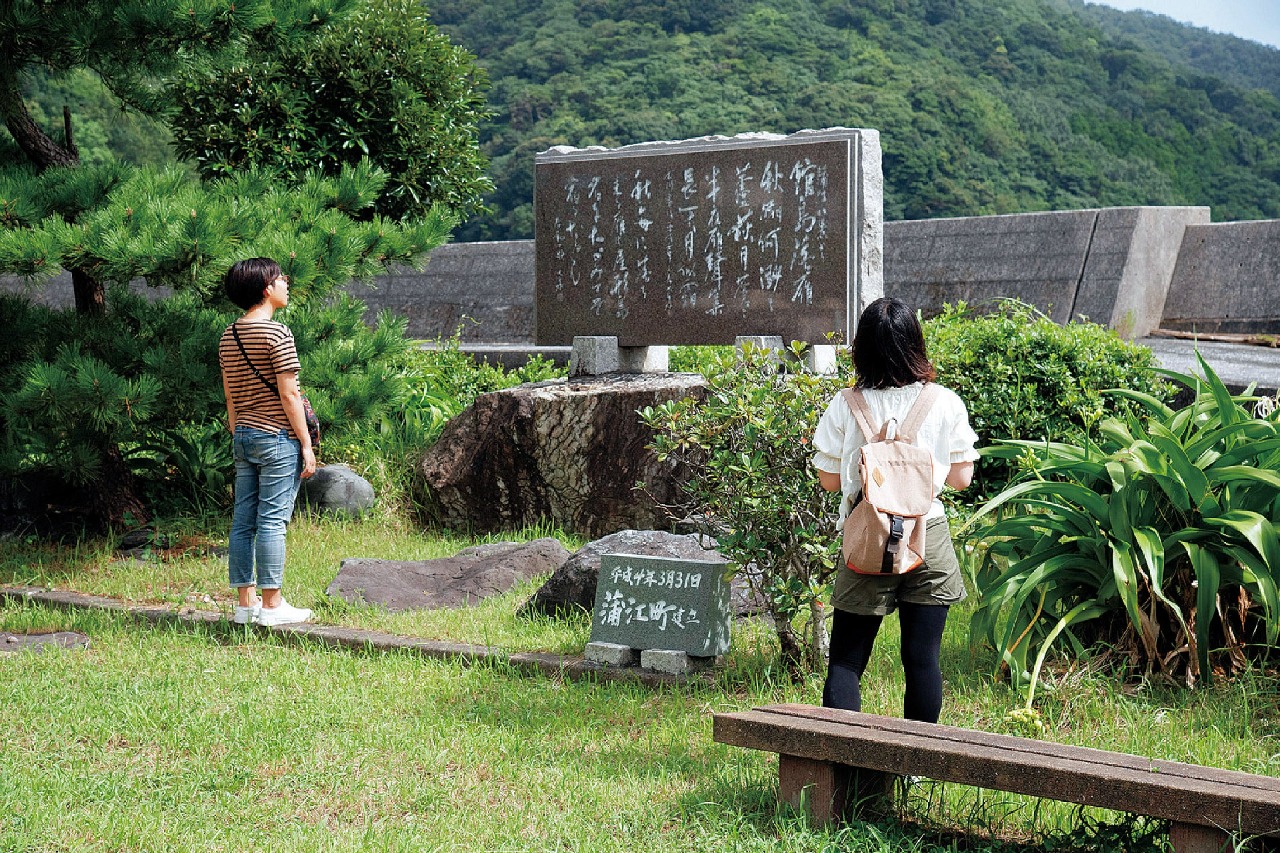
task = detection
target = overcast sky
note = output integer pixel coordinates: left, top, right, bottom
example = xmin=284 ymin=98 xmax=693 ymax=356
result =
xmin=1087 ymin=1 xmax=1280 ymax=49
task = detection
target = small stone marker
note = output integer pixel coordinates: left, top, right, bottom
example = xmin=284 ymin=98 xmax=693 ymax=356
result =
xmin=589 ymin=553 xmax=731 ymax=659
xmin=583 ymin=641 xmax=637 ymax=667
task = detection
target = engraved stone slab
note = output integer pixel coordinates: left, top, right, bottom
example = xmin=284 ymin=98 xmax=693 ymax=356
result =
xmin=590 ymin=553 xmax=731 ymax=657
xmin=535 ymin=128 xmax=883 ymax=346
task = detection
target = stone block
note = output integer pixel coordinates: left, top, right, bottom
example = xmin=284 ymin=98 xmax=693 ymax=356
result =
xmin=884 ymin=206 xmax=1208 ymax=339
xmin=1162 ymin=219 xmax=1280 ymax=335
xmin=535 ymin=128 xmax=883 ymax=346
xmin=1072 ymin=206 xmax=1209 ymax=339
xmin=620 ymin=346 xmax=669 ymax=373
xmin=885 ymin=209 xmax=1098 ymax=324
xmin=584 ymin=641 xmax=637 ymax=666
xmin=804 ymin=344 xmax=838 ymax=375
xmin=417 ymin=374 xmax=707 ymax=538
xmin=343 ymin=241 xmax=536 ymax=343
xmin=569 ymin=336 xmax=620 ymax=376
xmin=639 ymin=648 xmax=719 ymax=675
xmin=735 ymin=335 xmax=785 ymax=354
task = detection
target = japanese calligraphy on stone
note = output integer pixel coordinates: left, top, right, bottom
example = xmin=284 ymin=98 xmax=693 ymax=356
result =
xmin=535 ymin=132 xmax=863 ymax=346
xmin=590 ymin=553 xmax=732 ymax=657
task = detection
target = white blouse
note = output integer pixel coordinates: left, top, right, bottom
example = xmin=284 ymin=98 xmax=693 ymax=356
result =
xmin=812 ymin=382 xmax=980 ymax=522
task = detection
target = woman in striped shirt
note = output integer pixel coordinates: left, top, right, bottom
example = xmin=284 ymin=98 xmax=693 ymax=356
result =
xmin=218 ymin=258 xmax=317 ymax=627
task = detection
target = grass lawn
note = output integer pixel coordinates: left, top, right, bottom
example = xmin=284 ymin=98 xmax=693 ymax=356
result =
xmin=2 ymin=514 xmax=1278 ymax=851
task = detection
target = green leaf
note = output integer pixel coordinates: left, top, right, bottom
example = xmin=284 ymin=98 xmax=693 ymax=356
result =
xmin=1025 ymin=600 xmax=1110 ymax=706
xmin=1204 ymin=511 xmax=1280 ymax=574
xmin=970 ymin=478 xmax=1110 ymax=528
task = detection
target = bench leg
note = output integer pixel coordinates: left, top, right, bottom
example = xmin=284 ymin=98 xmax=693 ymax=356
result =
xmin=778 ymin=755 xmax=893 ymax=826
xmin=1170 ymin=823 xmax=1232 ymax=853
xmin=779 ymin=754 xmax=846 ymax=825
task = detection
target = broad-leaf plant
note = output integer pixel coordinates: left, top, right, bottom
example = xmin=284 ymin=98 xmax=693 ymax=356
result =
xmin=969 ymin=353 xmax=1280 ymax=699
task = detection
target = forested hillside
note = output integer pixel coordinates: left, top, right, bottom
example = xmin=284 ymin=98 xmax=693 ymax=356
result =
xmin=429 ymin=0 xmax=1280 ymax=241
xmin=1066 ymin=0 xmax=1280 ymax=99
xmin=15 ymin=0 xmax=1278 ymax=241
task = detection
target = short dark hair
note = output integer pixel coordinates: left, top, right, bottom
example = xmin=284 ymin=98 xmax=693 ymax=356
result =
xmin=852 ymin=297 xmax=937 ymax=389
xmin=224 ymin=258 xmax=281 ymax=310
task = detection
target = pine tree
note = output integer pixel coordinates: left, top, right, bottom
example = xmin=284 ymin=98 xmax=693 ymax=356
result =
xmin=0 ymin=0 xmax=360 ymax=311
xmin=0 ymin=1 xmax=488 ymax=530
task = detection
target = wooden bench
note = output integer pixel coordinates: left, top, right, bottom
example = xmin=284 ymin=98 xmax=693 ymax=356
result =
xmin=713 ymin=704 xmax=1280 ymax=853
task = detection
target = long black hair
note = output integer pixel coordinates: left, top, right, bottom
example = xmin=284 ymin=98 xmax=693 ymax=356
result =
xmin=852 ymin=297 xmax=937 ymax=389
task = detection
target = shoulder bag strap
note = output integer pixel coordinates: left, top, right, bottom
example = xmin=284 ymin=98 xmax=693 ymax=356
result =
xmin=230 ymin=323 xmax=279 ymax=395
xmin=898 ymin=383 xmax=942 ymax=445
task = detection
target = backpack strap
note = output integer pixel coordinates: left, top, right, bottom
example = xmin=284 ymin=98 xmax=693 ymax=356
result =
xmin=898 ymin=383 xmax=941 ymax=444
xmin=842 ymin=383 xmax=941 ymax=444
xmin=840 ymin=388 xmax=880 ymax=443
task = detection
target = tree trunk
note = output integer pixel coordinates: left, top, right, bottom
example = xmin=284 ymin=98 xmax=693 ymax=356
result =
xmin=0 ymin=66 xmax=78 ymax=171
xmin=72 ymin=267 xmax=106 ymax=315
xmin=91 ymin=445 xmax=150 ymax=532
xmin=808 ymin=597 xmax=830 ymax=673
xmin=773 ymin=610 xmax=805 ymax=683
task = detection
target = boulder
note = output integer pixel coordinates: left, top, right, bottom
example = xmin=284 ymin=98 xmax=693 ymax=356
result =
xmin=325 ymin=538 xmax=569 ymax=612
xmin=299 ymin=464 xmax=375 ymax=516
xmin=519 ymin=529 xmax=723 ymax=618
xmin=416 ymin=374 xmax=705 ymax=538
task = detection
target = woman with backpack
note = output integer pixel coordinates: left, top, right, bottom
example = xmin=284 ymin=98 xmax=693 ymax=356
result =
xmin=811 ymin=297 xmax=979 ymax=723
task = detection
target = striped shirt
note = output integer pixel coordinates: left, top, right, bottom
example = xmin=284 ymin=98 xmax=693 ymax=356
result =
xmin=218 ymin=319 xmax=302 ymax=438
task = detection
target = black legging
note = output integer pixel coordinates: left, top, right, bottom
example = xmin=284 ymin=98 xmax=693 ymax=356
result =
xmin=822 ymin=603 xmax=950 ymax=723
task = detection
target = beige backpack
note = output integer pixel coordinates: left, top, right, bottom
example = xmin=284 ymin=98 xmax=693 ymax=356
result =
xmin=841 ymin=384 xmax=940 ymax=575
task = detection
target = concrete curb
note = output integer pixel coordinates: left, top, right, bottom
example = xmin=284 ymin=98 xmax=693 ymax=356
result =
xmin=0 ymin=586 xmax=704 ymax=689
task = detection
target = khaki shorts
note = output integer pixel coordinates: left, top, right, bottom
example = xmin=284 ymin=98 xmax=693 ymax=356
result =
xmin=831 ymin=516 xmax=966 ymax=616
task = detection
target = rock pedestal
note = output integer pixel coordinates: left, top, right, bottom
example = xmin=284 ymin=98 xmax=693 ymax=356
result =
xmin=416 ymin=374 xmax=705 ymax=539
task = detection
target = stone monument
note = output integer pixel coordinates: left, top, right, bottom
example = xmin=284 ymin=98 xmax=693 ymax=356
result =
xmin=585 ymin=553 xmax=732 ymax=674
xmin=534 ymin=127 xmax=884 ymax=365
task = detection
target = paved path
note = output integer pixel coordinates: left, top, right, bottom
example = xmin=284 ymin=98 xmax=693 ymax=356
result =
xmin=0 ymin=586 xmax=698 ymax=688
xmin=1141 ymin=337 xmax=1280 ymax=396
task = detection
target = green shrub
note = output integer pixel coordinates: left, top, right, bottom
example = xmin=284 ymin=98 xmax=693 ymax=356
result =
xmin=396 ymin=334 xmax=564 ymax=447
xmin=969 ymin=353 xmax=1280 ymax=700
xmin=0 ymin=289 xmax=452 ymax=526
xmin=925 ymin=301 xmax=1169 ymax=501
xmin=319 ymin=331 xmax=565 ymax=511
xmin=642 ymin=342 xmax=846 ymax=679
xmin=2 ymin=288 xmax=229 ymax=526
xmin=668 ymin=345 xmax=732 ymax=373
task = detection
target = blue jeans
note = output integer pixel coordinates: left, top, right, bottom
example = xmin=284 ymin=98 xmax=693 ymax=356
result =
xmin=229 ymin=426 xmax=302 ymax=590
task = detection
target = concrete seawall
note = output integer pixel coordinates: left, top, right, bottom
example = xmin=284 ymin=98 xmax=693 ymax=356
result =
xmin=348 ymin=240 xmax=535 ymax=343
xmin=1161 ymin=220 xmax=1280 ymax=335
xmin=5 ymin=206 xmax=1278 ymax=342
xmin=885 ymin=206 xmax=1207 ymax=338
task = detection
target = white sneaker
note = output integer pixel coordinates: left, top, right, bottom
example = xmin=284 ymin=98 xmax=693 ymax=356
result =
xmin=232 ymin=600 xmax=261 ymax=625
xmin=254 ymin=599 xmax=312 ymax=626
